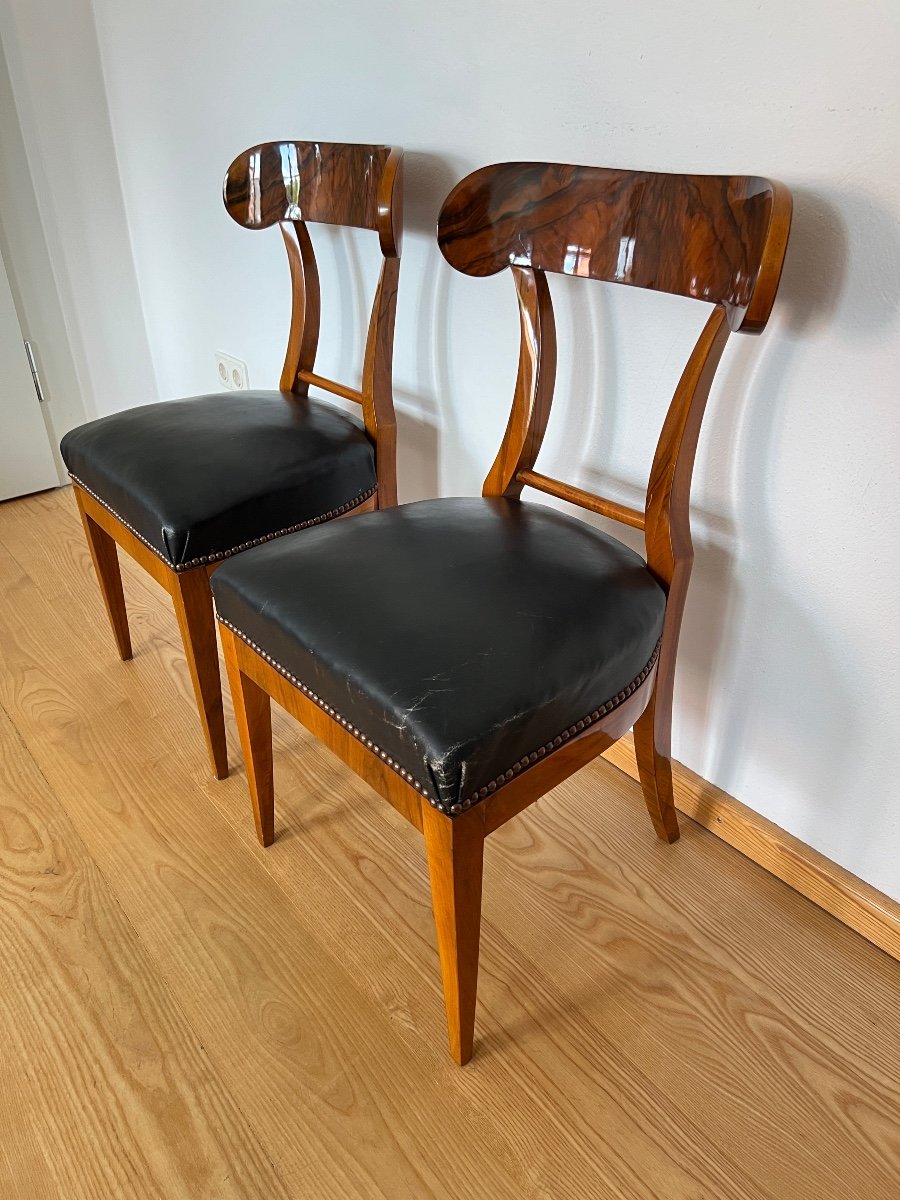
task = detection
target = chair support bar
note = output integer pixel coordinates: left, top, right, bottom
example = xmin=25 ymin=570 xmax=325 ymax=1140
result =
xmin=516 ymin=469 xmax=646 ymax=530
xmin=295 ymin=370 xmax=365 ymax=406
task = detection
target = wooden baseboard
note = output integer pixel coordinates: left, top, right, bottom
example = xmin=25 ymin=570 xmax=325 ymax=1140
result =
xmin=602 ymin=736 xmax=900 ymax=963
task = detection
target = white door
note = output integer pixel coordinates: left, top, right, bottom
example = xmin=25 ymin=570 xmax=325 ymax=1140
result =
xmin=0 ymin=243 xmax=58 ymax=501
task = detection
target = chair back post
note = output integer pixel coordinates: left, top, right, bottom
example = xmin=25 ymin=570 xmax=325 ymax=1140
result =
xmin=482 ymin=266 xmax=556 ymax=498
xmin=361 ymin=148 xmax=403 ymax=507
xmin=640 ymin=303 xmax=731 ymax=758
xmin=644 ymin=304 xmax=731 ymax=594
xmin=278 ymin=220 xmax=321 ymax=392
xmin=224 ymin=141 xmax=404 ymax=507
xmin=638 ymin=177 xmax=791 ymax=750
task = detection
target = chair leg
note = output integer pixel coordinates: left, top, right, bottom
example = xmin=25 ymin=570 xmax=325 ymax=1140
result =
xmin=170 ymin=567 xmax=228 ymax=780
xmin=633 ymin=684 xmax=680 ymax=844
xmin=221 ymin=628 xmax=274 ymax=847
xmin=74 ymin=491 xmax=132 ymax=661
xmin=422 ymin=804 xmax=485 ymax=1065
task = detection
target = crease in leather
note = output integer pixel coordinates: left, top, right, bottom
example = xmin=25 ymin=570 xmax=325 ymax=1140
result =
xmin=60 ymin=390 xmax=376 ymax=567
xmin=162 ymin=523 xmax=182 ymax=565
xmin=211 ymin=497 xmax=667 ymax=810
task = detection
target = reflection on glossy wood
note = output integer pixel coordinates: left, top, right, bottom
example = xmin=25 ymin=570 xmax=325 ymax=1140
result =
xmin=439 ymin=162 xmax=791 ymax=331
xmin=224 ymin=141 xmax=403 ymax=255
xmin=226 ymin=160 xmax=792 ymax=1062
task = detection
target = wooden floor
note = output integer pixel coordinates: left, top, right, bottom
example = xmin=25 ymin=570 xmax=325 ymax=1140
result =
xmin=0 ymin=487 xmax=898 ymax=1200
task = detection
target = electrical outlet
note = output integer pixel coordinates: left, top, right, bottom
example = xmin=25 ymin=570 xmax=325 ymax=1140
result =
xmin=214 ymin=351 xmax=249 ymax=391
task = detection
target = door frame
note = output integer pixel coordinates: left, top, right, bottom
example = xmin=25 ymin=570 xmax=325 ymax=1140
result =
xmin=0 ymin=26 xmax=91 ymax=484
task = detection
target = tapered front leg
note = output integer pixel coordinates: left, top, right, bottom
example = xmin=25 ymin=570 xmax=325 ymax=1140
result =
xmin=221 ymin=626 xmax=274 ymax=846
xmin=422 ymin=803 xmax=486 ymax=1065
xmin=170 ymin=567 xmax=228 ymax=780
xmin=74 ymin=487 xmax=132 ymax=661
xmin=633 ymin=684 xmax=680 ymax=844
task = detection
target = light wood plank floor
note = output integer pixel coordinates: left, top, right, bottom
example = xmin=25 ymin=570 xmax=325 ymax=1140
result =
xmin=0 ymin=486 xmax=898 ymax=1200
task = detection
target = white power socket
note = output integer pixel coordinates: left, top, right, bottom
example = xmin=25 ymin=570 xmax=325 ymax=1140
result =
xmin=214 ymin=350 xmax=249 ymax=391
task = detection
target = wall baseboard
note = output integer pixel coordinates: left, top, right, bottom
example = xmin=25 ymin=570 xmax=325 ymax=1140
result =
xmin=602 ymin=736 xmax=900 ymax=963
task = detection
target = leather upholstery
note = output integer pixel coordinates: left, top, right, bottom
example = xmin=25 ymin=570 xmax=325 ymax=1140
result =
xmin=212 ymin=497 xmax=666 ymax=814
xmin=60 ymin=391 xmax=376 ymax=570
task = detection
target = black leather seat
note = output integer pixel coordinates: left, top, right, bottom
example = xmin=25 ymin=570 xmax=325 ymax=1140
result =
xmin=211 ymin=497 xmax=666 ymax=814
xmin=60 ymin=391 xmax=377 ymax=571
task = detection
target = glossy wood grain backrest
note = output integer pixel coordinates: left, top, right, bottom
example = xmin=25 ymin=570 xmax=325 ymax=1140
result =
xmin=438 ymin=163 xmax=791 ymax=331
xmin=224 ymin=141 xmax=403 ymax=257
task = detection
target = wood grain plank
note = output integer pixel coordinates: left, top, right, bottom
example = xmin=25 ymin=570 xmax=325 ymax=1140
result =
xmin=0 ymin=704 xmax=290 ymax=1200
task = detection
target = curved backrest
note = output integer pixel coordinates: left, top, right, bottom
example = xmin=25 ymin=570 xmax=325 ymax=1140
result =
xmin=221 ymin=140 xmax=404 ymax=507
xmin=224 ymin=140 xmax=402 ymax=257
xmin=438 ymin=162 xmax=791 ymax=332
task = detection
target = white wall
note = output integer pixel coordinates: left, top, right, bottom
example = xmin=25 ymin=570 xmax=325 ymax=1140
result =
xmin=0 ymin=0 xmax=157 ymax=429
xmin=12 ymin=0 xmax=900 ymax=898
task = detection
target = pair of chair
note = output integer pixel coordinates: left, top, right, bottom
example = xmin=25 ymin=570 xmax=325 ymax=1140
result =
xmin=61 ymin=142 xmax=792 ymax=1064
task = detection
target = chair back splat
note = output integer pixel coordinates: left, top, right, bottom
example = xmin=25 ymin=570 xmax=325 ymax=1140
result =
xmin=225 ymin=141 xmax=404 ymax=507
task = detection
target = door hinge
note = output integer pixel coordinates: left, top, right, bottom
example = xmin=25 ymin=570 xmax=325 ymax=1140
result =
xmin=24 ymin=340 xmax=46 ymax=404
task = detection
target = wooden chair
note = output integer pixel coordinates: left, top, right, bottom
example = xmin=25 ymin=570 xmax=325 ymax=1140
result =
xmin=60 ymin=141 xmax=403 ymax=777
xmin=212 ymin=162 xmax=792 ymax=1062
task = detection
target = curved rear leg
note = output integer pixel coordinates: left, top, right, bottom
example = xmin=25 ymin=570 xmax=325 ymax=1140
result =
xmin=633 ymin=683 xmax=680 ymax=844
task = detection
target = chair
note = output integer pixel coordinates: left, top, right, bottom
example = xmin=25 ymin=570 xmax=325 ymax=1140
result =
xmin=212 ymin=162 xmax=792 ymax=1062
xmin=61 ymin=140 xmax=403 ymax=777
